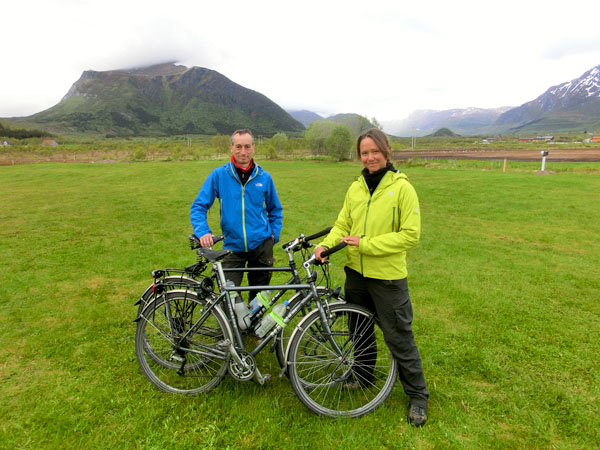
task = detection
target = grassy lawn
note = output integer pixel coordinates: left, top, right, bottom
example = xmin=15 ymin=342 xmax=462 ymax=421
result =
xmin=1 ymin=159 xmax=599 ymax=449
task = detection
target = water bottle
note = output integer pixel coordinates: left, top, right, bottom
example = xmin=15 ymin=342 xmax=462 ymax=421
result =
xmin=233 ymin=293 xmax=251 ymax=330
xmin=225 ymin=280 xmax=251 ymax=331
xmin=250 ymin=289 xmax=274 ymax=316
xmin=255 ymin=301 xmax=288 ymax=338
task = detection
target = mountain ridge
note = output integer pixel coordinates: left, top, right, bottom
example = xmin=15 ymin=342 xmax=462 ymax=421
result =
xmin=382 ymin=106 xmax=512 ymax=137
xmin=5 ymin=62 xmax=600 ymax=138
xmin=16 ymin=63 xmax=304 ymax=137
xmin=495 ymin=64 xmax=600 ymax=133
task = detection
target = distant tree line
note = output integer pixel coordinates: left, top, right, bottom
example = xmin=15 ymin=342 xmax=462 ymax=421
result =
xmin=241 ymin=114 xmax=384 ymax=161
xmin=0 ymin=122 xmax=52 ymax=139
xmin=302 ymin=114 xmax=381 ymax=161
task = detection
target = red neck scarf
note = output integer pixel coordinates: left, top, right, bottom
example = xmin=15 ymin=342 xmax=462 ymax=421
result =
xmin=231 ymin=155 xmax=254 ymax=173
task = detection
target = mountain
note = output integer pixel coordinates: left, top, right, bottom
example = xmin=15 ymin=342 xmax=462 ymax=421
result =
xmin=427 ymin=127 xmax=459 ymax=137
xmin=286 ymin=109 xmax=323 ymax=127
xmin=12 ymin=63 xmax=304 ymax=137
xmin=382 ymin=107 xmax=512 ymax=137
xmin=494 ymin=65 xmax=600 ymax=133
xmin=383 ymin=64 xmax=600 ymax=136
xmin=318 ymin=113 xmax=374 ymax=135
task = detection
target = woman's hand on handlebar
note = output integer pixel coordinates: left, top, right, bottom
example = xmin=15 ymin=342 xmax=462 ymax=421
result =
xmin=313 ymin=246 xmax=328 ymax=263
xmin=314 ymin=236 xmax=358 ymax=262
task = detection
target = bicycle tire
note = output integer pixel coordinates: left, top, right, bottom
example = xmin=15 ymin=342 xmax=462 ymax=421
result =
xmin=287 ymin=303 xmax=397 ymax=417
xmin=140 ymin=289 xmax=221 ymax=371
xmin=274 ymin=287 xmax=344 ymax=372
xmin=135 ymin=289 xmax=230 ymax=395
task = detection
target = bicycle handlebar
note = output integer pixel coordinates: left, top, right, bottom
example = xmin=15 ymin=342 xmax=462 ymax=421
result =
xmin=282 ymin=227 xmax=332 ymax=251
xmin=304 ymin=241 xmax=347 ymax=267
xmin=189 ymin=234 xmax=225 ymax=249
xmin=320 ymin=242 xmax=347 ymax=258
xmin=303 ymin=226 xmax=332 ymax=242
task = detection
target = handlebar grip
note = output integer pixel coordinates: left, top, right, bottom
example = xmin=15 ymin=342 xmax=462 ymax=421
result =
xmin=189 ymin=234 xmax=201 ymax=249
xmin=320 ymin=242 xmax=347 ymax=258
xmin=303 ymin=227 xmax=332 ymax=242
xmin=189 ymin=234 xmax=225 ymax=249
xmin=282 ymin=239 xmax=295 ymax=250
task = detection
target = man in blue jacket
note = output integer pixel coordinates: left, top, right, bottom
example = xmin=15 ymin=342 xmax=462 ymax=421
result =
xmin=191 ymin=129 xmax=283 ymax=300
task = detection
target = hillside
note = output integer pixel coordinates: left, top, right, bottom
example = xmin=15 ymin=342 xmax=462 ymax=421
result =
xmin=383 ymin=64 xmax=600 ymax=136
xmin=286 ymin=109 xmax=323 ymax=127
xmin=382 ymin=107 xmax=512 ymax=137
xmin=495 ymin=65 xmax=600 ymax=133
xmin=426 ymin=127 xmax=459 ymax=137
xmin=317 ymin=113 xmax=374 ymax=135
xmin=11 ymin=63 xmax=304 ymax=137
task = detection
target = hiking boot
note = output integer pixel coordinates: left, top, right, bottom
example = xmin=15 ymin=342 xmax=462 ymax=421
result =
xmin=407 ymin=404 xmax=427 ymax=427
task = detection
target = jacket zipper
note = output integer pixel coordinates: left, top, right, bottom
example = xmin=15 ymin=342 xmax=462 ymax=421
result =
xmin=241 ymin=168 xmax=259 ymax=252
xmin=360 ymin=172 xmax=393 ymax=275
xmin=361 ymin=180 xmax=376 ymax=275
xmin=241 ymin=184 xmax=247 ymax=251
xmin=230 ymin=163 xmax=250 ymax=252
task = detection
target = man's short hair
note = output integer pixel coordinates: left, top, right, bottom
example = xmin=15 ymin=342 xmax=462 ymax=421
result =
xmin=231 ymin=129 xmax=254 ymax=145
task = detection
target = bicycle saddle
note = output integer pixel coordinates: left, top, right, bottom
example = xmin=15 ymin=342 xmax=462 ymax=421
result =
xmin=196 ymin=248 xmax=232 ymax=261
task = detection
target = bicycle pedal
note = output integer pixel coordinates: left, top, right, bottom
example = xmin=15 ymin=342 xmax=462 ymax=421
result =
xmin=254 ymin=368 xmax=271 ymax=385
xmin=259 ymin=373 xmax=271 ymax=385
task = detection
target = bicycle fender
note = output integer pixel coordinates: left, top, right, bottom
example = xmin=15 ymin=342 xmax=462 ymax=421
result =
xmin=134 ymin=276 xmax=202 ymax=314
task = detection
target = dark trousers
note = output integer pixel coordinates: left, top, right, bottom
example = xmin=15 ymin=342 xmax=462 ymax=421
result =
xmin=344 ymin=266 xmax=429 ymax=408
xmin=222 ymin=237 xmax=274 ymax=301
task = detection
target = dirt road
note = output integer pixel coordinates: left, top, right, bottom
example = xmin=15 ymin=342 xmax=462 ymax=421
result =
xmin=392 ymin=148 xmax=600 ymax=162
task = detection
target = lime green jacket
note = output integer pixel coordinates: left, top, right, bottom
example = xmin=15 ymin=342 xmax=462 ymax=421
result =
xmin=319 ymin=170 xmax=420 ymax=280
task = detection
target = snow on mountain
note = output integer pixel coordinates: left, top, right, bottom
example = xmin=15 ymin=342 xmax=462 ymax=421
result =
xmin=495 ymin=64 xmax=600 ymax=127
xmin=549 ymin=66 xmax=600 ymax=99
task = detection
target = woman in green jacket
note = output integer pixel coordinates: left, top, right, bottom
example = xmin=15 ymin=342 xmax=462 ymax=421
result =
xmin=314 ymin=128 xmax=429 ymax=427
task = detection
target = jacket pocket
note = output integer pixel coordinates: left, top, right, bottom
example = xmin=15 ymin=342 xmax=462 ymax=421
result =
xmin=246 ymin=184 xmax=267 ymax=207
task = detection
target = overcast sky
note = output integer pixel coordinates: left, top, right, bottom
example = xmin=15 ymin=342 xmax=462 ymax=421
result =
xmin=3 ymin=0 xmax=600 ymax=126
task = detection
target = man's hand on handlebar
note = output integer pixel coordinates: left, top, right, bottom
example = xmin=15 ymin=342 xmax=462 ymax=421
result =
xmin=199 ymin=233 xmax=215 ymax=248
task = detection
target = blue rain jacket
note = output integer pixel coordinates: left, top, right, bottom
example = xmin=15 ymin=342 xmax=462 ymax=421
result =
xmin=191 ymin=161 xmax=283 ymax=252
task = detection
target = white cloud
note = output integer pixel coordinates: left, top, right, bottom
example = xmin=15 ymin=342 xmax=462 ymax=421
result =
xmin=2 ymin=0 xmax=600 ymax=122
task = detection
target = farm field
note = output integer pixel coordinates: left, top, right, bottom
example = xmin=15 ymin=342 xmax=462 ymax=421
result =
xmin=1 ymin=159 xmax=599 ymax=449
xmin=394 ymin=148 xmax=600 ymax=162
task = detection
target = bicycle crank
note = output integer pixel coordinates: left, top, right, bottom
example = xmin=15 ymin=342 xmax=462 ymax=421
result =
xmin=228 ymin=350 xmax=256 ymax=381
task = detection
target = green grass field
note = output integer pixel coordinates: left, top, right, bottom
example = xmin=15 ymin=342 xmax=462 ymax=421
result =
xmin=1 ymin=159 xmax=599 ymax=449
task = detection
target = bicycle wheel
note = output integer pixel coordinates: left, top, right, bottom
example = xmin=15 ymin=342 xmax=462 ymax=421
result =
xmin=140 ymin=289 xmax=221 ymax=371
xmin=274 ymin=287 xmax=344 ymax=372
xmin=287 ymin=303 xmax=397 ymax=417
xmin=135 ymin=289 xmax=230 ymax=394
